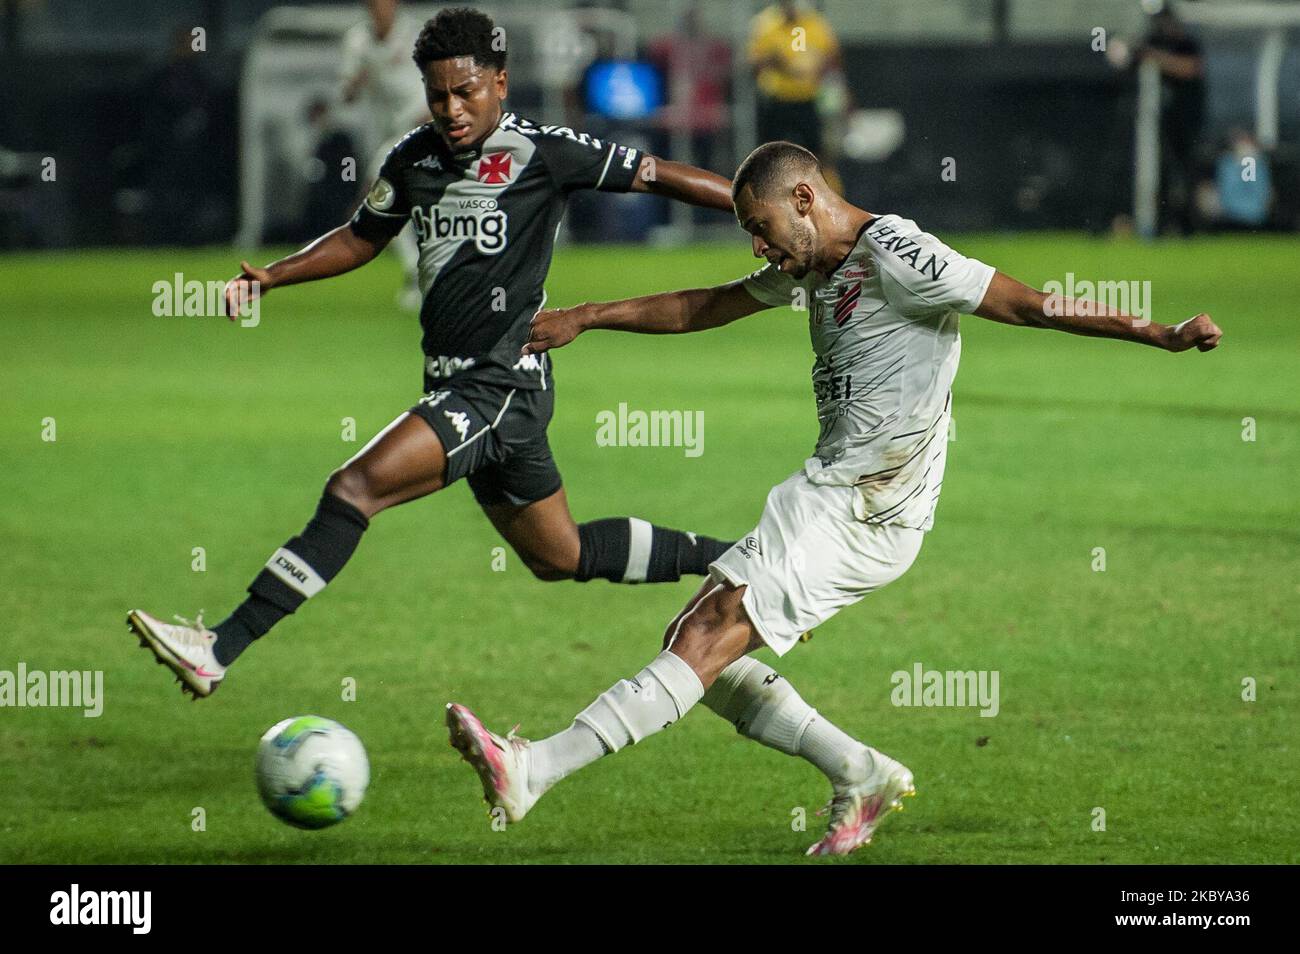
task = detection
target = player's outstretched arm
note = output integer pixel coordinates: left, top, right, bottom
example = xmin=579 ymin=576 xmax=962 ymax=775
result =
xmin=221 ymin=224 xmax=389 ymax=320
xmin=973 ymin=271 xmax=1222 ymax=352
xmin=630 ymin=156 xmax=734 ymax=212
xmin=523 ymin=281 xmax=767 ymax=356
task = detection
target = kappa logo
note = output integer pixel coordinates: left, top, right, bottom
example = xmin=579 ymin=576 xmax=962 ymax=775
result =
xmin=444 ymin=410 xmax=471 ymax=442
xmin=513 ymin=352 xmax=543 ymax=373
xmin=419 ymin=389 xmax=452 ymax=408
xmin=477 ymin=151 xmax=512 ymax=184
xmin=414 ymin=154 xmax=443 ymax=172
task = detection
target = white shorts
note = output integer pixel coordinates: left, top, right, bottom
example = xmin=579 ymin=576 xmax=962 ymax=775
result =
xmin=709 ymin=470 xmax=924 ymax=656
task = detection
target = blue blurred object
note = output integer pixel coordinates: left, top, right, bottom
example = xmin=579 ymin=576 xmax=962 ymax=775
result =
xmin=583 ymin=61 xmax=665 ymax=120
xmin=1216 ymin=150 xmax=1271 ymax=227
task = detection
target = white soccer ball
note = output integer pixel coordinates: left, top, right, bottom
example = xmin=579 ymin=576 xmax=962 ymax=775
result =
xmin=255 ymin=715 xmax=369 ymax=829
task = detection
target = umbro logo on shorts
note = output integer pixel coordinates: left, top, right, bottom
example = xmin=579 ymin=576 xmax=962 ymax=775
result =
xmin=739 ymin=536 xmax=761 ymax=559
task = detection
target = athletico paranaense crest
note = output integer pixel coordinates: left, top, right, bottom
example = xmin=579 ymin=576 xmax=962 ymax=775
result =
xmin=834 ymin=280 xmax=862 ymax=326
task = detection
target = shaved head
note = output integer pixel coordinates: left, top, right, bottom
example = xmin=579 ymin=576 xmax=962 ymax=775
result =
xmin=731 ymin=141 xmax=823 ymax=204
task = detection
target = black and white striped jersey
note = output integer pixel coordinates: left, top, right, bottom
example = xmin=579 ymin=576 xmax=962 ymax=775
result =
xmin=742 ymin=214 xmax=995 ymax=531
xmin=350 ymin=111 xmax=642 ymax=391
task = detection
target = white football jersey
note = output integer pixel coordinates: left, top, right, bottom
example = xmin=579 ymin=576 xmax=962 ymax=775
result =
xmin=742 ymin=214 xmax=995 ymax=531
xmin=340 ymin=14 xmax=429 ymax=146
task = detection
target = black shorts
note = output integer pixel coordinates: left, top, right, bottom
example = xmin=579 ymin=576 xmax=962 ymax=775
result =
xmin=409 ymin=378 xmax=562 ymax=508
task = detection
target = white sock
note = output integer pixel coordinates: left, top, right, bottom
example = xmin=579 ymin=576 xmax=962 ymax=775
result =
xmin=529 ymin=650 xmax=704 ymax=795
xmin=703 ymin=657 xmax=872 ymax=789
xmin=526 ymin=723 xmax=605 ymax=796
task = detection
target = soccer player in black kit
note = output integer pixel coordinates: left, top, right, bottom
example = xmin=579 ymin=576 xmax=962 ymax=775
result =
xmin=127 ymin=8 xmax=737 ymax=697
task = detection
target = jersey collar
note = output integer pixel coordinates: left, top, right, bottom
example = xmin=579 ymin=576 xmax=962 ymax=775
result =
xmin=441 ymin=110 xmax=511 ymax=165
xmin=826 ymin=215 xmax=878 ymax=277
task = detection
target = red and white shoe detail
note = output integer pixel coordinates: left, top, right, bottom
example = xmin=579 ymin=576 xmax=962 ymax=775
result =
xmin=126 ymin=609 xmax=226 ymax=698
xmin=445 ymin=703 xmax=537 ymax=824
xmin=806 ymin=755 xmax=915 ymax=857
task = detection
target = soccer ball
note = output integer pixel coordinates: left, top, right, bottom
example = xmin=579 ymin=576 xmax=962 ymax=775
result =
xmin=255 ymin=715 xmax=369 ymax=829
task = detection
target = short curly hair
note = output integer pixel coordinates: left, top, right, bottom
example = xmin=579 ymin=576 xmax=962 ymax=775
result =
xmin=413 ymin=7 xmax=507 ymax=72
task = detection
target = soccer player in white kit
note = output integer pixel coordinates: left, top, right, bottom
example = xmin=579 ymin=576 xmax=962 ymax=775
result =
xmin=446 ymin=142 xmax=1223 ymax=856
xmin=340 ymin=0 xmax=430 ymax=307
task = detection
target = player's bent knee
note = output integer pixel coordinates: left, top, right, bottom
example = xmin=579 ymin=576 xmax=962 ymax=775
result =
xmin=520 ymin=554 xmax=575 ymax=582
xmin=325 ymin=466 xmax=381 ymax=517
xmin=521 ymin=542 xmax=581 ymax=581
xmin=670 ymin=584 xmax=753 ymax=684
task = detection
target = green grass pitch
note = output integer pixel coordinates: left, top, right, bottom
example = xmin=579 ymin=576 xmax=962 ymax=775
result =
xmin=1 ymin=235 xmax=1296 ymax=864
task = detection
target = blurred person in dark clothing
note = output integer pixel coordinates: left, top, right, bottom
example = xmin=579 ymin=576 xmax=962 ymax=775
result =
xmin=137 ymin=27 xmax=226 ymax=243
xmin=1140 ymin=7 xmax=1205 ymax=235
xmin=303 ymin=98 xmax=360 ymax=238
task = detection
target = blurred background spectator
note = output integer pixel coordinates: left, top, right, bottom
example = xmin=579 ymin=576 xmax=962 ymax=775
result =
xmin=647 ymin=2 xmax=731 ymax=178
xmin=1140 ymin=5 xmax=1206 ymax=234
xmin=747 ymin=0 xmax=841 ymax=156
xmin=302 ymin=96 xmax=359 ymax=237
xmin=339 ymin=0 xmax=429 ymax=305
xmin=1 ymin=0 xmax=1296 ymax=249
xmin=1200 ymin=127 xmax=1274 ymax=229
xmin=115 ymin=26 xmax=228 ymax=244
xmin=647 ymin=2 xmax=732 ymax=224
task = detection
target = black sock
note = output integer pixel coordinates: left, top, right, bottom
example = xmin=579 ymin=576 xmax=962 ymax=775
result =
xmin=576 ymin=518 xmax=733 ymax=584
xmin=212 ymin=595 xmax=280 ymax=666
xmin=212 ymin=493 xmax=369 ymax=666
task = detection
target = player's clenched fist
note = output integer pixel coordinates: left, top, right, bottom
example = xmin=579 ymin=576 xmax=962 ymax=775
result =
xmin=523 ymin=305 xmax=589 ymax=356
xmin=1165 ymin=313 xmax=1222 ymax=353
xmin=223 ymin=260 xmax=273 ymax=321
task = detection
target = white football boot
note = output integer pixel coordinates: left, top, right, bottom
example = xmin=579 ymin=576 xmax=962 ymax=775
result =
xmin=126 ymin=609 xmax=226 ymax=698
xmin=445 ymin=703 xmax=538 ymax=824
xmin=806 ymin=750 xmax=916 ymax=857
